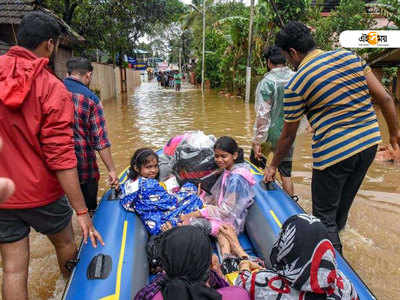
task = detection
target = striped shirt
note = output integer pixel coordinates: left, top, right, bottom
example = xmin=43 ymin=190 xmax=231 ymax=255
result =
xmin=284 ymin=49 xmax=381 ymax=170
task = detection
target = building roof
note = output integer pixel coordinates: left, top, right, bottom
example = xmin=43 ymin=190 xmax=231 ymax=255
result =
xmin=368 ymin=48 xmax=400 ymax=67
xmin=0 ymin=0 xmax=84 ymax=43
xmin=311 ymin=0 xmax=340 ymax=13
xmin=0 ymin=0 xmax=36 ymax=24
xmin=312 ymin=0 xmax=380 ymax=14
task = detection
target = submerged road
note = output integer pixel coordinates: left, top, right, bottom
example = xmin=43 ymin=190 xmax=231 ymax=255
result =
xmin=1 ymin=79 xmax=398 ymax=299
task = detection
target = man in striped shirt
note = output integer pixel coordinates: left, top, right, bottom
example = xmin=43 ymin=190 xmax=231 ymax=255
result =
xmin=264 ymin=21 xmax=400 ymax=254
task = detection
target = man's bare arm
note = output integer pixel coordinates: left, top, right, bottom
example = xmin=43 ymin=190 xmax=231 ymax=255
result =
xmin=366 ymin=71 xmax=400 ymax=150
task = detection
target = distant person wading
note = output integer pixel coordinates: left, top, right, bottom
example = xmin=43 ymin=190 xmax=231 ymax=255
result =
xmin=252 ymin=46 xmax=296 ymax=197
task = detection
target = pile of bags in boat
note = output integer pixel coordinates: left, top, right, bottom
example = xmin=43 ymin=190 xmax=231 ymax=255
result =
xmin=159 ymin=130 xmax=222 ymax=193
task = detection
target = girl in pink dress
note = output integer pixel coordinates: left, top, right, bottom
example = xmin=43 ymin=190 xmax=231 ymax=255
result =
xmin=181 ymin=136 xmax=256 ymax=257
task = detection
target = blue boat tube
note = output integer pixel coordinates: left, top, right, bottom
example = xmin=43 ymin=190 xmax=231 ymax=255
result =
xmin=63 ymin=157 xmax=376 ymax=300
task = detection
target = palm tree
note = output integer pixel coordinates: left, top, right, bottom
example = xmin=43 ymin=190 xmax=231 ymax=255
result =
xmin=180 ymin=0 xmax=214 ymax=30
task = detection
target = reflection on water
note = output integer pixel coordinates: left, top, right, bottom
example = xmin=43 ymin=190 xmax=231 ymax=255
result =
xmin=1 ymin=81 xmax=399 ymax=299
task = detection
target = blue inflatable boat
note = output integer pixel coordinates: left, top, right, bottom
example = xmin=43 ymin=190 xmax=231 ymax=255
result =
xmin=62 ymin=155 xmax=376 ymax=300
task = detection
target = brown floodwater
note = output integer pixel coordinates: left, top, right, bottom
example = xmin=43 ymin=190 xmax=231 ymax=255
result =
xmin=1 ymin=80 xmax=399 ymax=299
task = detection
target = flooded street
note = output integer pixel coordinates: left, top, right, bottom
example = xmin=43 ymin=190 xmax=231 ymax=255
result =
xmin=2 ymin=80 xmax=399 ymax=299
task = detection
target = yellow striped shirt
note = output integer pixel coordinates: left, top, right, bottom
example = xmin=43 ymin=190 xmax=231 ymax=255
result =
xmin=284 ymin=49 xmax=381 ymax=170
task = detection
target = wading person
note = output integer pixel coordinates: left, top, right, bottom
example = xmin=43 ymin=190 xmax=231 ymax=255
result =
xmin=64 ymin=57 xmax=118 ymax=215
xmin=252 ymin=46 xmax=296 ymax=196
xmin=0 ymin=12 xmax=103 ymax=300
xmin=174 ymin=71 xmax=182 ymax=91
xmin=264 ymin=21 xmax=400 ymax=254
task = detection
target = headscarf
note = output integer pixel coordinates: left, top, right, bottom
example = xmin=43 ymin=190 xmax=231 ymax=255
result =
xmin=270 ymin=214 xmax=358 ymax=299
xmin=159 ymin=226 xmax=222 ymax=300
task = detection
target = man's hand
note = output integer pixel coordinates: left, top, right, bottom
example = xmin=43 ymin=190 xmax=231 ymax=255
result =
xmin=98 ymin=147 xmax=118 ymax=187
xmin=388 ymin=133 xmax=400 ymax=163
xmin=108 ymin=170 xmax=119 ymax=188
xmin=264 ymin=166 xmax=277 ymax=183
xmin=389 ymin=129 xmax=400 ymax=152
xmin=77 ymin=213 xmax=104 ymax=248
xmin=252 ymin=142 xmax=262 ymax=161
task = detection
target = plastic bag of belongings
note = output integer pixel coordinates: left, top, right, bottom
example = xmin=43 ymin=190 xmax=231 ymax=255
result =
xmin=159 ymin=131 xmax=221 ymax=194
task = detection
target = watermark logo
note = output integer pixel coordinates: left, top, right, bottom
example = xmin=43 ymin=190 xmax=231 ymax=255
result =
xmin=339 ymin=30 xmax=400 ymax=48
xmin=367 ymin=32 xmax=378 ymax=45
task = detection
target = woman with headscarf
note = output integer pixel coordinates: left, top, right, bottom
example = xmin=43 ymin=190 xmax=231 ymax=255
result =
xmin=218 ymin=214 xmax=359 ymax=300
xmin=135 ymin=226 xmax=250 ymax=300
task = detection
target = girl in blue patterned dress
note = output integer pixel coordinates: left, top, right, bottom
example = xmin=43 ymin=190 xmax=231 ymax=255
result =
xmin=120 ymin=148 xmax=203 ymax=235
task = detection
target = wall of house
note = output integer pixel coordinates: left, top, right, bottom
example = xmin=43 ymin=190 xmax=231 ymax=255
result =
xmin=90 ymin=63 xmax=117 ymax=101
xmin=115 ymin=68 xmax=142 ymax=95
xmin=54 ymin=46 xmax=72 ymax=79
xmin=90 ymin=62 xmax=141 ymax=101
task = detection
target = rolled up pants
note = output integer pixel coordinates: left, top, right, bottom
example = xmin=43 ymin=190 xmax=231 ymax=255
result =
xmin=311 ymin=145 xmax=377 ymax=253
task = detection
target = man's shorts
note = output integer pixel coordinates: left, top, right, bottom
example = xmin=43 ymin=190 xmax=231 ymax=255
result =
xmin=0 ymin=196 xmax=73 ymax=243
xmin=250 ymin=147 xmax=293 ymax=178
xmin=277 ymin=160 xmax=292 ymax=177
xmin=80 ymin=180 xmax=99 ymax=212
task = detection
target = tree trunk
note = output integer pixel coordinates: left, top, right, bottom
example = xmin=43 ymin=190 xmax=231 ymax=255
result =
xmin=63 ymin=0 xmax=78 ymax=25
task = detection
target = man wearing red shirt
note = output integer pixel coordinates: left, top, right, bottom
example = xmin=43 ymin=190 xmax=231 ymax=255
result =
xmin=0 ymin=12 xmax=103 ymax=300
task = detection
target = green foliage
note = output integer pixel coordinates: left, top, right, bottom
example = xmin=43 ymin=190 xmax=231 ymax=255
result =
xmin=194 ymin=28 xmax=228 ymax=87
xmin=309 ymin=0 xmax=375 ymax=52
xmin=381 ymin=67 xmax=398 ymax=86
xmin=167 ymin=26 xmax=194 ymax=66
xmin=273 ymin=0 xmax=311 ymax=25
xmin=44 ymin=0 xmax=185 ymax=62
xmin=166 ymin=0 xmax=395 ymax=99
xmin=187 ymin=0 xmax=314 ymax=95
xmin=184 ymin=1 xmax=250 ymax=91
xmin=216 ymin=15 xmax=249 ymax=93
xmin=330 ymin=0 xmax=375 ymax=36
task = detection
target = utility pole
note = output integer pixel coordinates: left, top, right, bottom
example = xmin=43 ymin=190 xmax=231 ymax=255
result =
xmin=179 ymin=48 xmax=182 ymax=72
xmin=201 ymin=0 xmax=206 ymax=93
xmin=245 ymin=0 xmax=255 ymax=103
